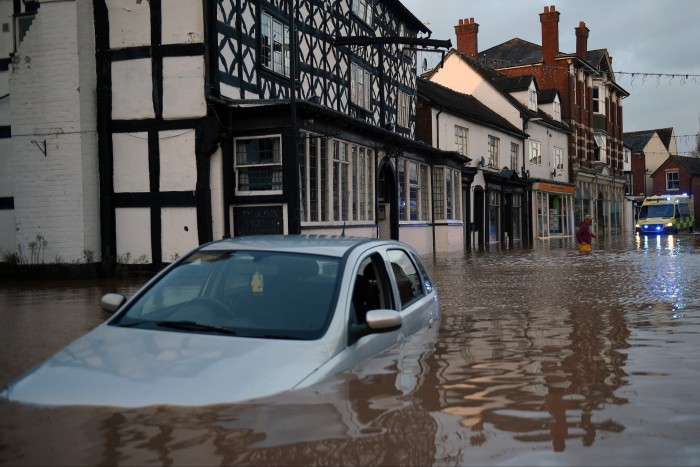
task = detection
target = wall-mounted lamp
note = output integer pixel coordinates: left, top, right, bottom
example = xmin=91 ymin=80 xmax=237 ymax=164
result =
xmin=551 ymin=169 xmax=557 ymax=178
xmin=478 ymin=156 xmax=485 ymax=167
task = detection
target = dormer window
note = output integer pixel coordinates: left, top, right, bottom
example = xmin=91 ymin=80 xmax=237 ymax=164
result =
xmin=528 ymin=88 xmax=537 ymax=111
xmin=553 ymin=99 xmax=561 ymax=121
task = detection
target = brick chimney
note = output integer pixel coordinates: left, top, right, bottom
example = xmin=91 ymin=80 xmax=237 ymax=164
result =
xmin=575 ymin=21 xmax=589 ymax=59
xmin=455 ymin=17 xmax=479 ymax=58
xmin=539 ymin=5 xmax=560 ymax=65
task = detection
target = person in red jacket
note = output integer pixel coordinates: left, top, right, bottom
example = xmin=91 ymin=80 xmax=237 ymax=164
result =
xmin=576 ymin=214 xmax=595 ymax=252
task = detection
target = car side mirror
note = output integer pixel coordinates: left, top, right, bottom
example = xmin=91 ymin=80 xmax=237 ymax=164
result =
xmin=100 ymin=293 xmax=126 ymax=313
xmin=349 ymin=309 xmax=402 ymax=343
xmin=366 ymin=309 xmax=402 ymax=331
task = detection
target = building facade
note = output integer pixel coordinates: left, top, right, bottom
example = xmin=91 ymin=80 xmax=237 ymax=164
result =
xmin=423 ymin=47 xmax=575 ymax=246
xmin=1 ymin=0 xmax=474 ymax=265
xmin=474 ymin=6 xmax=630 ymax=236
xmin=650 ymin=155 xmax=700 ymax=228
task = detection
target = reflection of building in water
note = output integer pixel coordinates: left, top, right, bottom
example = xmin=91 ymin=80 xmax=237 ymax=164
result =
xmin=432 ymin=302 xmax=629 ymax=451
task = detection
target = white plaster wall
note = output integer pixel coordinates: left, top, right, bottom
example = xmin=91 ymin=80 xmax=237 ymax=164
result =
xmin=161 ymin=207 xmax=198 ymax=262
xmin=434 ymin=224 xmax=464 ymax=253
xmin=162 ymin=0 xmax=204 ymax=45
xmin=398 ymin=226 xmax=432 ymax=256
xmin=115 ymin=207 xmax=151 ymax=262
xmin=111 ymin=59 xmax=154 ymax=120
xmin=644 ymin=134 xmax=669 ymax=195
xmin=210 ymin=148 xmax=225 ymax=240
xmin=8 ymin=0 xmax=99 ymax=262
xmin=113 ymin=132 xmax=149 ymax=192
xmin=159 ymin=129 xmax=197 ymax=192
xmin=106 ymin=0 xmax=151 ymax=49
xmin=431 ymin=96 xmax=523 ymax=174
xmin=429 ymin=55 xmax=522 ymax=128
xmin=162 ymin=56 xmax=206 ymax=119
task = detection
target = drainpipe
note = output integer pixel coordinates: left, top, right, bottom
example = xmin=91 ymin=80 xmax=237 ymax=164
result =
xmin=433 ymin=107 xmax=443 ymax=254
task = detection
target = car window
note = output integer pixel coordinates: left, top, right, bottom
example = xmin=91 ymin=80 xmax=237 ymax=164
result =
xmin=116 ymin=250 xmax=341 ymax=340
xmin=387 ymin=249 xmax=425 ymax=308
xmin=351 ymin=253 xmax=393 ymax=325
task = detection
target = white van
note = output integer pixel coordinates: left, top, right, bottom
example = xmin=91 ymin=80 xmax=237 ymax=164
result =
xmin=635 ymin=195 xmax=694 ymax=234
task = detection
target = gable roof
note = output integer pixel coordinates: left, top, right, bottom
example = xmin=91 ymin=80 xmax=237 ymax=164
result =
xmin=417 ymin=78 xmax=528 ymax=138
xmin=424 ymin=50 xmax=570 ymax=133
xmin=654 ymin=127 xmax=674 ymax=151
xmin=478 ymin=38 xmax=543 ymax=68
xmin=624 ymin=128 xmax=676 ymax=153
xmin=493 ymin=75 xmax=535 ymax=93
xmin=425 ymin=49 xmax=532 ymax=118
xmin=538 ymin=88 xmax=559 ymax=104
xmin=623 ymin=130 xmax=656 ymax=153
xmin=657 ymin=155 xmax=700 ymax=176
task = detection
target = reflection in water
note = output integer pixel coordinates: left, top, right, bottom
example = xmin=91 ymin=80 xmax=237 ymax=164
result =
xmin=2 ymin=235 xmax=700 ymax=465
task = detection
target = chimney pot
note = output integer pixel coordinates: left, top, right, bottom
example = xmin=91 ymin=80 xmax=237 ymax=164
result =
xmin=540 ymin=4 xmax=560 ymax=65
xmin=455 ymin=16 xmax=480 ymax=58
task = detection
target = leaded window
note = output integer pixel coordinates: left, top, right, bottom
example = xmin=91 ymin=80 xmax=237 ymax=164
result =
xmin=261 ymin=12 xmax=290 ymax=77
xmin=235 ymin=136 xmax=283 ymax=194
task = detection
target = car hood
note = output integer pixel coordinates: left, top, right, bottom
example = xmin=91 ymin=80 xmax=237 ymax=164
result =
xmin=2 ymin=324 xmax=338 ymax=407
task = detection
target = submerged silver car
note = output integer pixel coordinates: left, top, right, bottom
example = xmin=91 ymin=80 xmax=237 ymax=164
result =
xmin=2 ymin=235 xmax=439 ymax=407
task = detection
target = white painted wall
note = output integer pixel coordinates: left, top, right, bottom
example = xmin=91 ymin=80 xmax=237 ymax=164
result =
xmin=161 ymin=207 xmax=199 ymax=262
xmin=7 ymin=0 xmax=99 ymax=262
xmin=643 ymin=133 xmax=670 ymax=194
xmin=429 ymin=54 xmax=522 ymax=128
xmin=115 ymin=207 xmax=151 ymax=262
xmin=525 ymin=122 xmax=569 ymax=182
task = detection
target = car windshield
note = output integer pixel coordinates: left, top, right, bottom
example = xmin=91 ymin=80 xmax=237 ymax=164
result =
xmin=113 ymin=250 xmax=341 ymax=340
xmin=639 ymin=204 xmax=674 ymax=219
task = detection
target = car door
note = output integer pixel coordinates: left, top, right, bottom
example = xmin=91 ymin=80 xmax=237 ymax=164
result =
xmin=346 ymin=250 xmax=402 ymax=366
xmin=385 ymin=248 xmax=435 ymax=336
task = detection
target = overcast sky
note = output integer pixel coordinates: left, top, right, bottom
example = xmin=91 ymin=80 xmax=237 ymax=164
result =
xmin=400 ymin=0 xmax=700 ymax=155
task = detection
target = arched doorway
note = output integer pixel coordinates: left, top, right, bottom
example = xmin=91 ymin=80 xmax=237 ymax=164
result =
xmin=378 ymin=159 xmax=398 ymax=240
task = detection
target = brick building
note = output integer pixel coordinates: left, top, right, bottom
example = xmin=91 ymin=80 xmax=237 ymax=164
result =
xmin=459 ymin=5 xmax=630 ymax=234
xmin=651 ymin=155 xmax=700 ymax=227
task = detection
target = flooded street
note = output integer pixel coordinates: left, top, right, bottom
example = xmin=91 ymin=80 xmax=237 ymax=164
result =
xmin=2 ymin=235 xmax=700 ymax=466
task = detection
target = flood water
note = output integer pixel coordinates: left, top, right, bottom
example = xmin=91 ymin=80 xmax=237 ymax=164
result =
xmin=2 ymin=234 xmax=700 ymax=466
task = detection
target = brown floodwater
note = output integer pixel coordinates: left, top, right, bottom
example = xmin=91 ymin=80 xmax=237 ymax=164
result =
xmin=2 ymin=234 xmax=700 ymax=466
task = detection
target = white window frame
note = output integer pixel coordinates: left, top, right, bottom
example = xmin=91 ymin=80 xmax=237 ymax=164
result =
xmin=528 ymin=88 xmax=537 ymax=111
xmin=432 ymin=166 xmax=461 ymax=222
xmin=666 ymin=171 xmax=679 ymax=191
xmin=529 ymin=140 xmax=542 ymax=165
xmin=510 ymin=142 xmax=519 ymax=170
xmin=488 ymin=135 xmax=500 ymax=167
xmin=260 ymin=12 xmax=290 ymax=77
xmin=234 ymin=135 xmax=283 ymax=195
xmin=399 ymin=160 xmax=430 ymax=222
xmin=351 ymin=62 xmax=372 ymax=111
xmin=554 ymin=147 xmax=564 ymax=169
xmin=553 ymin=99 xmax=561 ymax=121
xmin=300 ymin=133 xmax=375 ymax=225
xmin=455 ymin=125 xmax=468 ymax=156
xmin=593 ymin=84 xmax=606 ymax=115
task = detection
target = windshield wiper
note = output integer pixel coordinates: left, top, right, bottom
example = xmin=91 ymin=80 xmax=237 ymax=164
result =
xmin=155 ymin=320 xmax=237 ymax=335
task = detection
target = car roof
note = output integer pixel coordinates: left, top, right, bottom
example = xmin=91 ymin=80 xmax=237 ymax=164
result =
xmin=197 ymin=235 xmax=404 ymax=258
